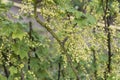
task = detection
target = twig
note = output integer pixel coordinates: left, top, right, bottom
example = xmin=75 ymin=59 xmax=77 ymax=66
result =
xmin=33 ymin=0 xmax=80 ymax=79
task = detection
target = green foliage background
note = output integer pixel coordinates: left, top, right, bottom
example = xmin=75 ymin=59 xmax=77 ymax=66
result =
xmin=0 ymin=0 xmax=120 ymax=80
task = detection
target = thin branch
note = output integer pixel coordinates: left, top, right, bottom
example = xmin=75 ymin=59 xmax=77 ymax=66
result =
xmin=1 ymin=52 xmax=10 ymax=78
xmin=33 ymin=1 xmax=62 ymax=46
xmin=20 ymin=69 xmax=24 ymax=80
xmin=102 ymin=0 xmax=112 ymax=76
xmin=33 ymin=0 xmax=80 ymax=79
xmin=104 ymin=0 xmax=112 ymax=73
xmin=28 ymin=21 xmax=33 ymax=70
xmin=58 ymin=56 xmax=61 ymax=80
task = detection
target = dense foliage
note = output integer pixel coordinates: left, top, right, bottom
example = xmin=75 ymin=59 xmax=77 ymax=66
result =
xmin=0 ymin=0 xmax=120 ymax=80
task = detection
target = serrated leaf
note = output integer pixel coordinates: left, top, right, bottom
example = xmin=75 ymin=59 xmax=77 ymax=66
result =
xmin=12 ymin=41 xmax=29 ymax=59
xmin=86 ymin=14 xmax=96 ymax=25
xmin=73 ymin=18 xmax=87 ymax=28
xmin=0 ymin=22 xmax=14 ymax=36
xmin=12 ymin=28 xmax=26 ymax=40
xmin=12 ymin=22 xmax=27 ymax=40
xmin=9 ymin=66 xmax=17 ymax=76
xmin=74 ymin=11 xmax=83 ymax=19
xmin=30 ymin=58 xmax=40 ymax=71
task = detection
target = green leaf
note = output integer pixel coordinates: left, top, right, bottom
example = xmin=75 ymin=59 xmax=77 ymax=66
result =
xmin=0 ymin=22 xmax=14 ymax=36
xmin=74 ymin=11 xmax=83 ymax=19
xmin=12 ymin=41 xmax=29 ymax=59
xmin=30 ymin=58 xmax=40 ymax=71
xmin=12 ymin=23 xmax=27 ymax=40
xmin=9 ymin=66 xmax=17 ymax=76
xmin=73 ymin=18 xmax=87 ymax=27
xmin=12 ymin=28 xmax=26 ymax=40
xmin=86 ymin=14 xmax=96 ymax=25
xmin=0 ymin=75 xmax=7 ymax=80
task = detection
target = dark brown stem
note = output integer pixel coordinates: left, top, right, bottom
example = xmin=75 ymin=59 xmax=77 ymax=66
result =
xmin=2 ymin=63 xmax=9 ymax=78
xmin=92 ymin=27 xmax=97 ymax=79
xmin=92 ymin=49 xmax=97 ymax=79
xmin=107 ymin=30 xmax=111 ymax=73
xmin=58 ymin=57 xmax=61 ymax=80
xmin=20 ymin=69 xmax=24 ymax=80
xmin=103 ymin=0 xmax=112 ymax=74
xmin=28 ymin=21 xmax=33 ymax=70
xmin=1 ymin=52 xmax=10 ymax=78
xmin=105 ymin=0 xmax=112 ymax=73
xmin=61 ymin=69 xmax=65 ymax=80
